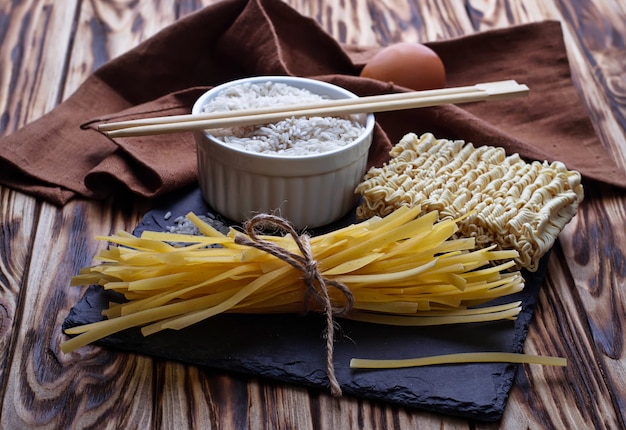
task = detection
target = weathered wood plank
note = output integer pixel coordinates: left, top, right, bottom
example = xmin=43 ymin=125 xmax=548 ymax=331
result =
xmin=283 ymin=0 xmax=474 ymax=45
xmin=177 ymin=0 xmax=220 ymax=17
xmin=0 ymin=191 xmax=38 ymax=397
xmin=63 ymin=0 xmax=180 ymax=96
xmin=310 ymin=392 xmax=475 ymax=430
xmin=0 ymin=0 xmax=78 ymax=413
xmin=500 ymin=244 xmax=624 ymax=428
xmin=0 ymin=199 xmax=152 ymax=428
xmin=558 ymin=190 xmax=626 ymax=424
xmin=153 ymin=362 xmax=218 ymax=428
xmin=246 ymin=379 xmax=315 ymax=429
xmin=0 ymin=0 xmax=79 ymax=131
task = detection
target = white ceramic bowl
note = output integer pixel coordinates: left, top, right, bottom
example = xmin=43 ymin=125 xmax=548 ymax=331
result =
xmin=192 ymin=76 xmax=375 ymax=229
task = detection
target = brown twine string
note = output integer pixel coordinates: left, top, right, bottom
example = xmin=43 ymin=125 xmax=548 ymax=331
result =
xmin=234 ymin=214 xmax=354 ymax=397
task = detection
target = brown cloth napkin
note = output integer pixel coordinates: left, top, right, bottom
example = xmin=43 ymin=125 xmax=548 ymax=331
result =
xmin=1 ymin=0 xmax=624 ymax=206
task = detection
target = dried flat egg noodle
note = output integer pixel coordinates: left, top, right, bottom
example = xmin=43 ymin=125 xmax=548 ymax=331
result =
xmin=62 ymin=205 xmax=525 ymax=354
xmin=355 ymin=133 xmax=584 ymax=271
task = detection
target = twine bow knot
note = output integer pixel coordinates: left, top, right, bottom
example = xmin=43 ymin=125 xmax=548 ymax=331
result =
xmin=234 ymin=214 xmax=354 ymax=396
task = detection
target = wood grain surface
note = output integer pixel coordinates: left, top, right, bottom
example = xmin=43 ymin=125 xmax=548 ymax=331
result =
xmin=1 ymin=0 xmax=625 ymax=428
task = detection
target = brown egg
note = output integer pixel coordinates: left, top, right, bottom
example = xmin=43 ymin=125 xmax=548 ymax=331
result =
xmin=360 ymin=42 xmax=446 ymax=91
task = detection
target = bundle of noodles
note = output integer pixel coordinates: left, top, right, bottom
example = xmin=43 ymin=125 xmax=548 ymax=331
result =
xmin=62 ymin=205 xmax=525 ymax=353
xmin=356 ymin=133 xmax=584 ymax=271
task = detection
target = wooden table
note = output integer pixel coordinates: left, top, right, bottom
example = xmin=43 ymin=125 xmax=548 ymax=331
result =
xmin=1 ymin=1 xmax=625 ymax=428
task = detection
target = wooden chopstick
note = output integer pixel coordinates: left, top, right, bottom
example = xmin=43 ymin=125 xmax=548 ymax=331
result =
xmin=100 ymin=80 xmax=528 ymax=138
xmin=99 ymin=83 xmax=488 ymax=131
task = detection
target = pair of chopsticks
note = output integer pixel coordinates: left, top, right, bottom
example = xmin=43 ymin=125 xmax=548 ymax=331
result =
xmin=99 ymin=80 xmax=529 ymax=138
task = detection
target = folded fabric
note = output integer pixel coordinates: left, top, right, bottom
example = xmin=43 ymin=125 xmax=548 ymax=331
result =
xmin=0 ymin=0 xmax=624 ymax=205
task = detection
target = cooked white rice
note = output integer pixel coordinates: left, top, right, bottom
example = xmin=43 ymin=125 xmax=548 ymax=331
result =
xmin=202 ymin=81 xmax=365 ymax=156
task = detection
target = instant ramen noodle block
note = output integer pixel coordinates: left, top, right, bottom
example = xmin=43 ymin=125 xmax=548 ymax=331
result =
xmin=355 ymin=133 xmax=584 ymax=271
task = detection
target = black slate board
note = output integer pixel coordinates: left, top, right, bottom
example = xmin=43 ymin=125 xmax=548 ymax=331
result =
xmin=63 ymin=186 xmax=548 ymax=422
